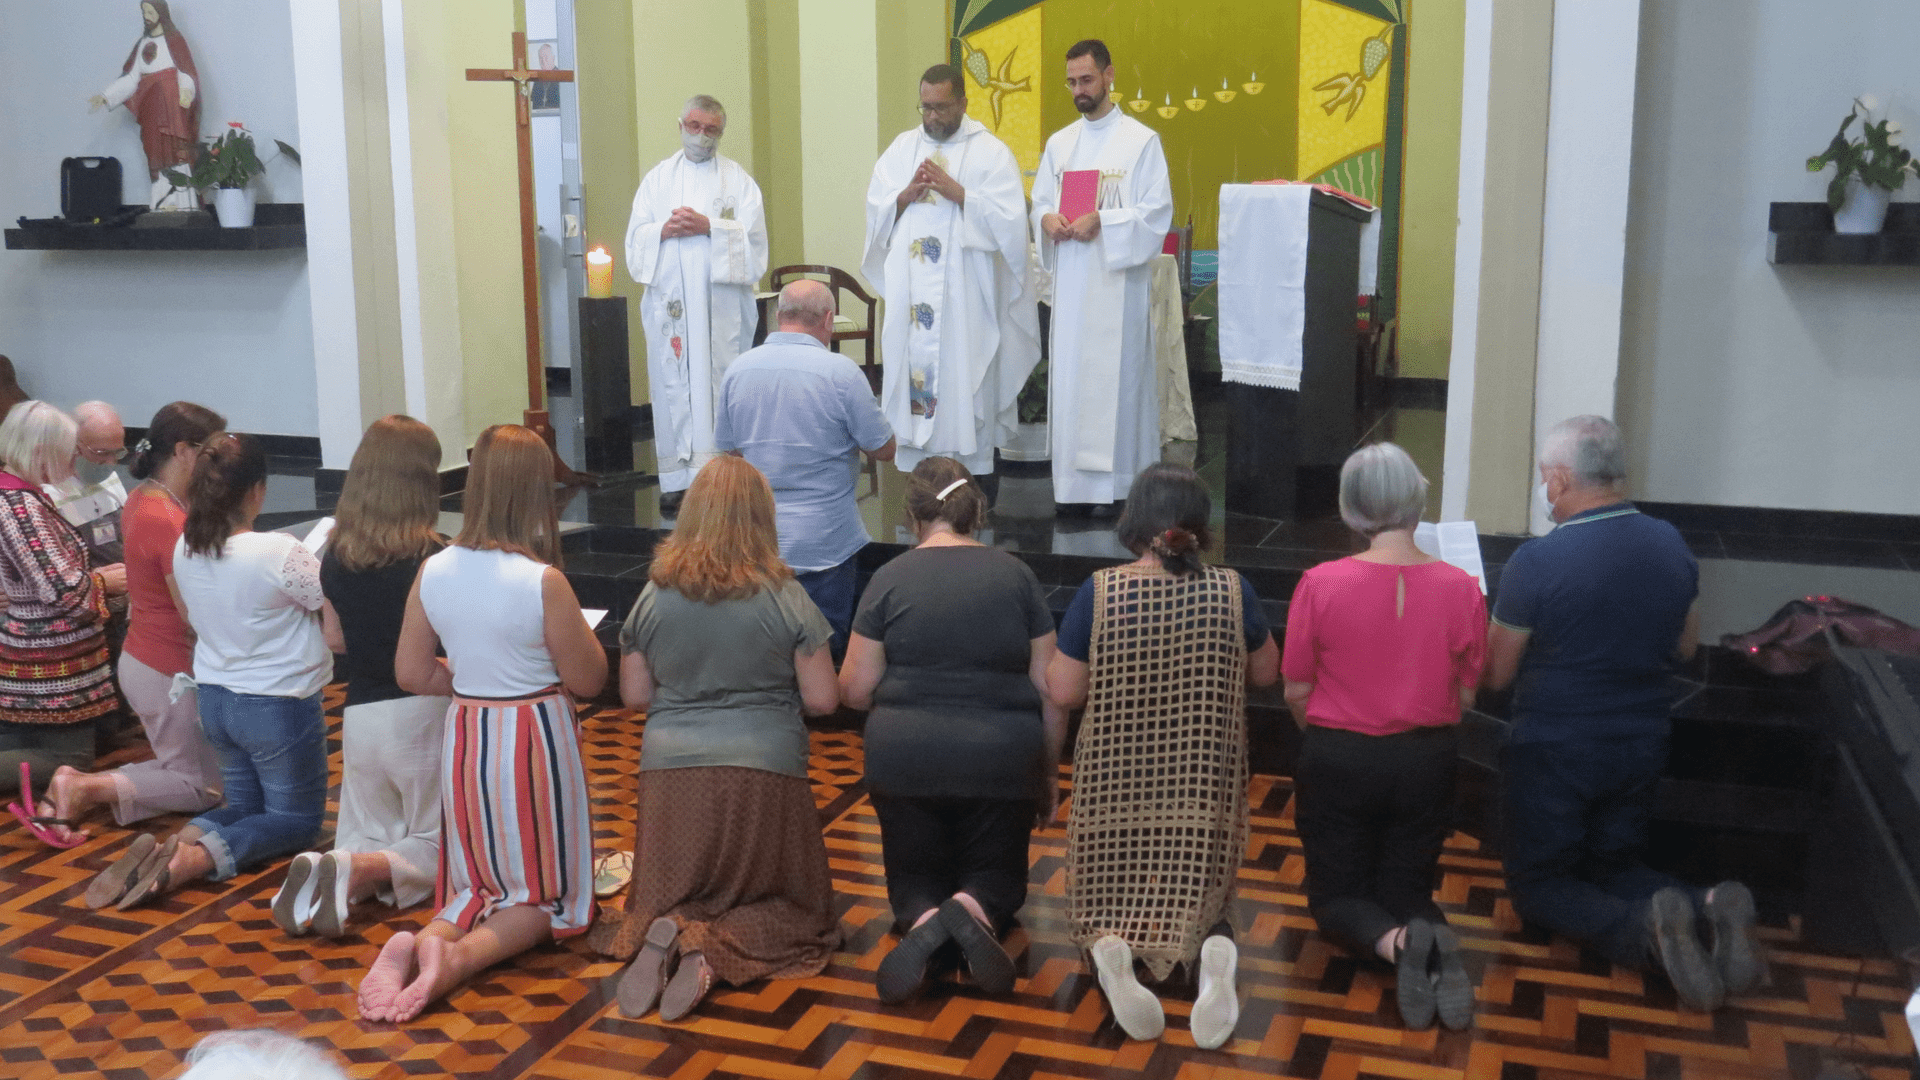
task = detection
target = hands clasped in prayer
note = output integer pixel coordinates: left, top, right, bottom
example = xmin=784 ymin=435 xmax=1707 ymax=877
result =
xmin=659 ymin=206 xmax=711 ymax=239
xmin=895 ymin=158 xmax=965 ymax=214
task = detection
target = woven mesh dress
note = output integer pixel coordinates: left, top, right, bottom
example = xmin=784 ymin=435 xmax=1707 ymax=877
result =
xmin=1065 ymin=563 xmax=1251 ymax=980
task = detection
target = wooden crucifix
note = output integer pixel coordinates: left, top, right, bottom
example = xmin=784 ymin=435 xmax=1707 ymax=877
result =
xmin=465 ymin=32 xmax=593 ymax=485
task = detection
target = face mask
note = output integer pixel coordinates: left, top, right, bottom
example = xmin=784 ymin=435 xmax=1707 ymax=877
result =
xmin=73 ymin=457 xmax=115 ymax=487
xmin=1534 ymin=480 xmax=1556 ymax=525
xmin=681 ymin=129 xmax=718 ymax=162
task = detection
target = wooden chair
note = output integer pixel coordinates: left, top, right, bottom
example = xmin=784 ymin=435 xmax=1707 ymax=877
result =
xmin=760 ymin=264 xmax=881 ymax=395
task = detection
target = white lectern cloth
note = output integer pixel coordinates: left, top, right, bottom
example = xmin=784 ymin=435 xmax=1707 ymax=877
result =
xmin=1217 ymin=183 xmax=1310 ymax=390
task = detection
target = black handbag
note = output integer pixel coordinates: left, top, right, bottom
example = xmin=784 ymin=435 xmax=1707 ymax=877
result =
xmin=60 ymin=157 xmax=123 ymax=222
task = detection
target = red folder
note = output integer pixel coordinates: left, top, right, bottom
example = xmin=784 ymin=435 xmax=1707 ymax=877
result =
xmin=1059 ymin=169 xmax=1100 ymax=221
xmin=1162 ymin=231 xmax=1180 ymax=255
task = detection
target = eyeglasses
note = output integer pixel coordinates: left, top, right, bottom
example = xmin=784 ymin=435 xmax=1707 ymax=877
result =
xmin=680 ymin=119 xmax=723 ymax=137
xmin=77 ymin=443 xmax=127 ymax=463
xmin=917 ymin=99 xmax=962 ymax=114
xmin=1065 ymin=75 xmax=1106 ymax=92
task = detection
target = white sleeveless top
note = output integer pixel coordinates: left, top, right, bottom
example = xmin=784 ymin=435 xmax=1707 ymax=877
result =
xmin=418 ymin=546 xmax=560 ymax=698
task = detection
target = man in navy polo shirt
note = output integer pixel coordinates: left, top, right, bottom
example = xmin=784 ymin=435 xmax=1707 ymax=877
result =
xmin=1486 ymin=416 xmax=1760 ymax=1012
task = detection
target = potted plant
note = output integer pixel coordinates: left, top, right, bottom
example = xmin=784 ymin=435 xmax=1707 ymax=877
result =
xmin=162 ymin=122 xmax=300 ymax=228
xmin=1806 ymin=96 xmax=1917 ymax=234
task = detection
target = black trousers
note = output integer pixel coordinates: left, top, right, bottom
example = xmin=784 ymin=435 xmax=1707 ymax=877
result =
xmin=1293 ymin=723 xmax=1457 ymax=957
xmin=870 ymin=794 xmax=1034 ymax=936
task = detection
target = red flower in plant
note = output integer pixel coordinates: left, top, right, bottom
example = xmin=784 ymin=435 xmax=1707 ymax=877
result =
xmin=228 ymin=121 xmax=244 ymax=129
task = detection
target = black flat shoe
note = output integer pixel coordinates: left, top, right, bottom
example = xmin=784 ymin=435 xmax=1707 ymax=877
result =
xmin=878 ymin=913 xmax=953 ymax=1004
xmin=1396 ymin=919 xmax=1436 ymax=1029
xmin=1649 ymin=887 xmax=1724 ymax=1011
xmin=938 ymin=897 xmax=1016 ymax=995
xmin=1429 ymin=920 xmax=1476 ymax=1030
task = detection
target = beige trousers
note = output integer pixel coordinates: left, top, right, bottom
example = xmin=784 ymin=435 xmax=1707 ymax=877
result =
xmin=112 ymin=652 xmax=223 ymax=824
xmin=334 ymin=694 xmax=449 ymax=909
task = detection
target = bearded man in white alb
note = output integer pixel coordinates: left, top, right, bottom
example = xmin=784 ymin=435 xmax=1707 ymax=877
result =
xmin=625 ymin=94 xmax=768 ymax=513
xmin=862 ymin=64 xmax=1038 ymax=487
xmin=1031 ymin=39 xmax=1173 ymax=515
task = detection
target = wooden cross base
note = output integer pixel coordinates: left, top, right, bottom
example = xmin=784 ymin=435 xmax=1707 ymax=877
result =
xmin=523 ymin=408 xmax=599 ymax=487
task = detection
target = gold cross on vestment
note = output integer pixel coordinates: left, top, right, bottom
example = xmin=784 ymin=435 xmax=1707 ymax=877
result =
xmin=463 ymin=32 xmax=591 ymax=484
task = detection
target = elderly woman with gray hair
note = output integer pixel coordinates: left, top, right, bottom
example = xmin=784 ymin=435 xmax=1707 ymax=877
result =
xmin=0 ymin=402 xmax=127 ymax=819
xmin=1280 ymin=442 xmax=1487 ymax=1031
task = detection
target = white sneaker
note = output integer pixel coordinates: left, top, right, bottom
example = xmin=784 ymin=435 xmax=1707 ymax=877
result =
xmin=309 ymin=849 xmax=356 ymax=938
xmin=271 ymin=851 xmax=321 ymax=936
xmin=1191 ymin=936 xmax=1239 ymax=1049
xmin=1091 ymin=935 xmax=1164 ymax=1041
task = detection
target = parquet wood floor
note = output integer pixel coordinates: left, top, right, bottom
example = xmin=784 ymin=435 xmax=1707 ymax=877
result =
xmin=0 ymin=691 xmax=1912 ymax=1080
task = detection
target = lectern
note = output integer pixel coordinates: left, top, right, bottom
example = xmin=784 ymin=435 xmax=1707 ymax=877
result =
xmin=1217 ymin=186 xmax=1368 ymax=519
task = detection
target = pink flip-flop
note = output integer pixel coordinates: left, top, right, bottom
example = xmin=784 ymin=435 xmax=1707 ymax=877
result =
xmin=6 ymin=762 xmax=85 ymax=849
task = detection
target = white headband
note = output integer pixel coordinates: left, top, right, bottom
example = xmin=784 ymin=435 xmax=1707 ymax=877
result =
xmin=936 ymin=479 xmax=968 ymax=501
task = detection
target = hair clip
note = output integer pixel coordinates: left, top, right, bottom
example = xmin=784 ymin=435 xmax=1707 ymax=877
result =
xmin=132 ymin=437 xmax=152 ymax=455
xmin=936 ymin=479 xmax=967 ymax=501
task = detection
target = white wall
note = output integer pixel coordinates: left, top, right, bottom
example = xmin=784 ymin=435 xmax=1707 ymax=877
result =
xmin=0 ymin=0 xmax=316 ymax=437
xmin=1619 ymin=0 xmax=1920 ymax=515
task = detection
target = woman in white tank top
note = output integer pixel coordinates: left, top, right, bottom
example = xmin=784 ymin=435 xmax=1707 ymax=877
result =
xmin=354 ymin=425 xmax=608 ymax=1024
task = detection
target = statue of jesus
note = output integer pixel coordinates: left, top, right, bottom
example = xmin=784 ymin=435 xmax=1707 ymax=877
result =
xmin=89 ymin=1 xmax=201 ymax=210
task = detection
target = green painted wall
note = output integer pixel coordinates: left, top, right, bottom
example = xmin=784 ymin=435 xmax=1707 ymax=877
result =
xmin=1395 ymin=0 xmax=1463 ymax=379
xmin=574 ymin=0 xmax=646 ymax=397
xmin=1039 ymin=1 xmax=1301 ymax=249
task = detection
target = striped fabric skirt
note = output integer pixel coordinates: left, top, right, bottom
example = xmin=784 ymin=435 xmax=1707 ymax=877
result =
xmin=435 ymin=689 xmax=595 ymax=938
xmin=0 ymin=632 xmax=118 ymax=725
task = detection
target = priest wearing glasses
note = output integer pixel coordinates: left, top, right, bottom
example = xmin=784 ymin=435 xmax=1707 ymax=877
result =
xmin=862 ymin=64 xmax=1039 ymax=497
xmin=625 ymin=95 xmax=769 ymax=516
xmin=1031 ymin=40 xmax=1172 ymax=516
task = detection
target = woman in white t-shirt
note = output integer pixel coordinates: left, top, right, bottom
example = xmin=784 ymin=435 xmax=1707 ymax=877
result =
xmin=86 ymin=433 xmax=332 ymax=909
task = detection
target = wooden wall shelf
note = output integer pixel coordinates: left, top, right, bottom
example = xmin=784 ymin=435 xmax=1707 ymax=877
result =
xmin=1768 ymin=201 xmax=1920 ymax=266
xmin=4 ymin=202 xmax=305 ymax=252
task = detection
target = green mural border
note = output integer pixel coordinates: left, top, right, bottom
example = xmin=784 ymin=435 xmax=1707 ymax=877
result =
xmin=947 ymin=0 xmax=1408 ymax=320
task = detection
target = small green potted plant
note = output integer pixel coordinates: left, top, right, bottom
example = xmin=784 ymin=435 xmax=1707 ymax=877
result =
xmin=1806 ymin=95 xmax=1917 ymax=234
xmin=163 ymin=122 xmax=300 ymax=228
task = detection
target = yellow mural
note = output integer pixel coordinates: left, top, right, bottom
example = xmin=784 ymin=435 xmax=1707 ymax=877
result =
xmin=960 ymin=5 xmax=1043 ymax=195
xmin=1297 ymin=0 xmax=1391 ymax=184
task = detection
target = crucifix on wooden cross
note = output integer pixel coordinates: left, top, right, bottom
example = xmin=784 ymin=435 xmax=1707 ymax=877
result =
xmin=465 ymin=32 xmax=592 ymax=484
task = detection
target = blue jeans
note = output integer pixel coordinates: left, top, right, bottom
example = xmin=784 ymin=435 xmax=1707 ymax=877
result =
xmin=1500 ymin=728 xmax=1700 ymax=970
xmin=189 ymin=685 xmax=328 ymax=880
xmin=795 ymin=556 xmax=858 ymax=659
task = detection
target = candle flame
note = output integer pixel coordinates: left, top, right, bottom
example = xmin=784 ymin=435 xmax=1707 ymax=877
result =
xmin=587 ymin=246 xmax=611 ymax=264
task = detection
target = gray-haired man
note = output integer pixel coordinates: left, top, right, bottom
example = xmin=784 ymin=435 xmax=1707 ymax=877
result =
xmin=625 ymin=94 xmax=769 ymax=514
xmin=1485 ymin=415 xmax=1758 ymax=1011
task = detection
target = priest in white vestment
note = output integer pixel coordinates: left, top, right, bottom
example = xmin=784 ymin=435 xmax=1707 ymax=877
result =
xmin=1032 ymin=40 xmax=1173 ymax=510
xmin=625 ymin=94 xmax=768 ymax=509
xmin=861 ymin=64 xmax=1039 ymax=481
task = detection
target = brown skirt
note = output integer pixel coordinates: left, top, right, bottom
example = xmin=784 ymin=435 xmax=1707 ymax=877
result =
xmin=587 ymin=765 xmax=840 ymax=986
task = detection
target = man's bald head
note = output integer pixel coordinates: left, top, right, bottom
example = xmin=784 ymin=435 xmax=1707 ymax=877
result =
xmin=776 ymin=280 xmax=837 ymax=345
xmin=74 ymin=401 xmax=124 ymax=463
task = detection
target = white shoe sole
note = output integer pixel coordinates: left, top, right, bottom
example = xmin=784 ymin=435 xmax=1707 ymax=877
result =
xmin=310 ymin=850 xmax=355 ymax=938
xmin=1191 ymin=936 xmax=1239 ymax=1049
xmin=272 ymin=852 xmax=320 ymax=936
xmin=1091 ymin=935 xmax=1164 ymax=1041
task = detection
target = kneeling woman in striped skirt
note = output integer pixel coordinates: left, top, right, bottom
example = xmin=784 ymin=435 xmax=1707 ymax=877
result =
xmin=355 ymin=424 xmax=609 ymax=1024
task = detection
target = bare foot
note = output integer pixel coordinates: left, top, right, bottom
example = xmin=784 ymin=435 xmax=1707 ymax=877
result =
xmin=357 ymin=931 xmax=416 ymax=1022
xmin=391 ymin=931 xmax=455 ymax=1022
xmin=40 ymin=767 xmax=95 ymax=844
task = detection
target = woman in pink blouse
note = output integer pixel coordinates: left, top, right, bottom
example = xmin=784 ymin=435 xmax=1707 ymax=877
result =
xmin=1281 ymin=442 xmax=1487 ymax=1032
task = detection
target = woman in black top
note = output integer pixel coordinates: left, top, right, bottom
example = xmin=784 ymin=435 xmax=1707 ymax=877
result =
xmin=271 ymin=415 xmax=448 ymax=938
xmin=839 ymin=457 xmax=1063 ymax=1003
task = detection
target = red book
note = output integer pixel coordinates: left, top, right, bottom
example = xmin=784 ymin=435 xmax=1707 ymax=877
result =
xmin=1058 ymin=169 xmax=1100 ymax=221
xmin=1162 ymin=231 xmax=1180 ymax=255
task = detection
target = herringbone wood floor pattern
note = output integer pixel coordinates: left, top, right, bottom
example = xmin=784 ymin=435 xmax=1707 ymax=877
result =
xmin=0 ymin=690 xmax=1912 ymax=1080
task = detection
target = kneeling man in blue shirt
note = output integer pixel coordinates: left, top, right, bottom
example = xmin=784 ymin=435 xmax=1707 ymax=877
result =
xmin=715 ymin=280 xmax=896 ymax=654
xmin=1486 ymin=415 xmax=1760 ymax=1012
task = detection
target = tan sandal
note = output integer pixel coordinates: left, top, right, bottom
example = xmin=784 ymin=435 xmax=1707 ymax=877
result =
xmin=116 ymin=835 xmax=179 ymax=911
xmin=85 ymin=832 xmax=156 ymax=910
xmin=658 ymin=951 xmax=713 ymax=1022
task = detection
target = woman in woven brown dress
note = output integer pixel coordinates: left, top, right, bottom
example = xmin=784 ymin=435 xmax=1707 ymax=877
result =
xmin=590 ymin=455 xmax=842 ymax=1021
xmin=1046 ymin=463 xmax=1279 ymax=1048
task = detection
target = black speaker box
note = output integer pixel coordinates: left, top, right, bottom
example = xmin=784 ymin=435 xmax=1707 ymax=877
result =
xmin=61 ymin=157 xmax=123 ymax=221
